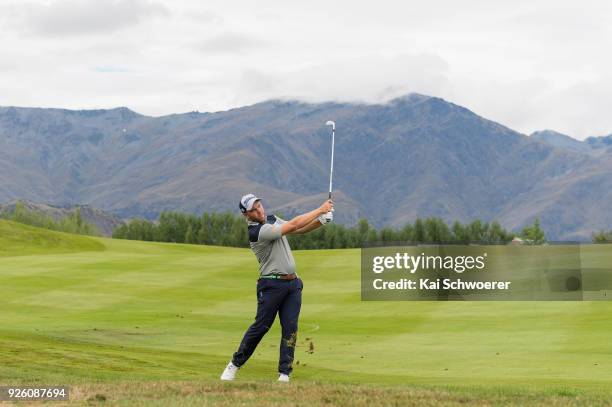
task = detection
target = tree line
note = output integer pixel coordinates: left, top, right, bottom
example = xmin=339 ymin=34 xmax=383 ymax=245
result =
xmin=112 ymin=211 xmax=526 ymax=249
xmin=1 ymin=202 xmax=556 ymax=247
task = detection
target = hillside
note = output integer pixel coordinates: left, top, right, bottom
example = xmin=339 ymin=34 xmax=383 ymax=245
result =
xmin=0 ymin=219 xmax=104 ymax=256
xmin=1 ymin=95 xmax=612 ymax=240
xmin=0 ymin=200 xmax=124 ymax=236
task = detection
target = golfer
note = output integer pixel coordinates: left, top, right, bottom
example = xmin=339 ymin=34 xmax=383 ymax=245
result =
xmin=220 ymin=193 xmax=334 ymax=382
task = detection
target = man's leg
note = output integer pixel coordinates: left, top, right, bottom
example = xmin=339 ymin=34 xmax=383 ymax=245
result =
xmin=277 ymin=278 xmax=303 ymax=375
xmin=232 ymin=279 xmax=285 ymax=368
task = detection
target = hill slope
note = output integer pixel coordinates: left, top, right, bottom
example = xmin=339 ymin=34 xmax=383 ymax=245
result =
xmin=0 ymin=219 xmax=104 ymax=256
xmin=0 ymin=200 xmax=124 ymax=236
xmin=1 ymin=95 xmax=612 ymax=240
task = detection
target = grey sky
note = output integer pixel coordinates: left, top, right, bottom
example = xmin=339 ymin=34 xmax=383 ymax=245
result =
xmin=0 ymin=0 xmax=611 ymax=139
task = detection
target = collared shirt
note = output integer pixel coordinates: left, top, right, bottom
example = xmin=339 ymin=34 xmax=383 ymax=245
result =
xmin=247 ymin=215 xmax=296 ymax=276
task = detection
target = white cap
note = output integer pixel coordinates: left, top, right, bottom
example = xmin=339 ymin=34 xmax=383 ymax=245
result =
xmin=239 ymin=193 xmax=261 ymax=213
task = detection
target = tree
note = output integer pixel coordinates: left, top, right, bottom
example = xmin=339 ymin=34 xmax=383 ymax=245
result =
xmin=185 ymin=224 xmax=197 ymax=244
xmin=452 ymin=221 xmax=467 ymax=244
xmin=113 ymin=224 xmax=128 ymax=239
xmin=592 ymin=230 xmax=612 ymax=243
xmin=399 ymin=223 xmax=414 ymax=242
xmin=424 ymin=218 xmax=451 ymax=243
xmin=414 ymin=218 xmax=425 ymax=242
xmin=468 ymin=220 xmax=484 ymax=243
xmin=521 ymin=218 xmax=546 ymax=245
xmin=356 ymin=218 xmax=370 ymax=246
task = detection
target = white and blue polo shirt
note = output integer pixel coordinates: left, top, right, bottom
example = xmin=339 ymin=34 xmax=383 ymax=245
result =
xmin=247 ymin=215 xmax=297 ymax=277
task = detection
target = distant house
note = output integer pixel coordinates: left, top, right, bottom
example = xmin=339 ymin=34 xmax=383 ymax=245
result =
xmin=509 ymin=236 xmax=538 ymax=245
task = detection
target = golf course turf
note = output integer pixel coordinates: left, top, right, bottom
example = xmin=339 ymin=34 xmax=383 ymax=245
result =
xmin=1 ymin=219 xmax=611 ymax=406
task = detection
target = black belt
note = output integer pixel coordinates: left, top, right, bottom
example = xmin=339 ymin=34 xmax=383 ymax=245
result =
xmin=259 ymin=274 xmax=297 ymax=280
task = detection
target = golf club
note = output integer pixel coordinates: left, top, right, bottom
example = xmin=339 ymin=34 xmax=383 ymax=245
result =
xmin=326 ymin=120 xmax=335 ymax=200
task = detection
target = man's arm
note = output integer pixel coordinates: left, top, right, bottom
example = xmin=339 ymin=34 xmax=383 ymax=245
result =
xmin=255 ymin=200 xmax=334 ymax=242
xmin=290 ymin=218 xmax=323 ymax=235
xmin=279 ymin=200 xmax=333 ymax=236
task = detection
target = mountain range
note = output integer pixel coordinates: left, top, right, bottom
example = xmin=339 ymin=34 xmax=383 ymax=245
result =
xmin=1 ymin=94 xmax=611 ymax=241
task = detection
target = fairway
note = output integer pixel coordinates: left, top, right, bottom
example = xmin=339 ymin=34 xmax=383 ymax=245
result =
xmin=1 ymin=219 xmax=612 ymax=406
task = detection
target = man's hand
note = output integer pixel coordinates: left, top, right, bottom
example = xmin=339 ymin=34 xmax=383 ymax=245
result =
xmin=325 ymin=211 xmax=333 ymax=222
xmin=318 ymin=199 xmax=334 ymax=214
xmin=318 ymin=211 xmax=333 ymax=225
xmin=317 ymin=200 xmax=334 ymax=225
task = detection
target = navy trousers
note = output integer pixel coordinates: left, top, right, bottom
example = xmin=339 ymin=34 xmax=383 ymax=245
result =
xmin=232 ymin=277 xmax=303 ymax=375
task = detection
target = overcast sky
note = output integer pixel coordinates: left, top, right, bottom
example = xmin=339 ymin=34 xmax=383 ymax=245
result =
xmin=0 ymin=0 xmax=611 ymax=139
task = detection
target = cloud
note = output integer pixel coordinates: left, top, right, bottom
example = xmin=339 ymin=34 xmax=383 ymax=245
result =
xmin=533 ymin=77 xmax=612 ymax=138
xmin=1 ymin=0 xmax=612 ymax=139
xmin=195 ymin=32 xmax=266 ymax=55
xmin=92 ymin=66 xmax=132 ymax=73
xmin=8 ymin=0 xmax=170 ymax=37
xmin=238 ymin=69 xmax=280 ymax=95
xmin=233 ymin=53 xmax=451 ymax=107
xmin=181 ymin=9 xmax=222 ymax=25
xmin=435 ymin=73 xmax=612 ymax=139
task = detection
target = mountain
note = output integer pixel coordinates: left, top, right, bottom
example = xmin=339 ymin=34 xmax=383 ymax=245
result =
xmin=1 ymin=94 xmax=611 ymax=241
xmin=530 ymin=130 xmax=592 ymax=153
xmin=585 ymin=134 xmax=612 ymax=150
xmin=531 ymin=130 xmax=612 ymax=155
xmin=0 ymin=200 xmax=124 ymax=236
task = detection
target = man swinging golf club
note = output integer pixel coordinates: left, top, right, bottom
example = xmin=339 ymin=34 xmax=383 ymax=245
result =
xmin=221 ymin=121 xmax=337 ymax=383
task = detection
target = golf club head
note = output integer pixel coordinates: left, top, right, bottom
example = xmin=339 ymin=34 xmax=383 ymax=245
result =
xmin=326 ymin=120 xmax=335 ymax=130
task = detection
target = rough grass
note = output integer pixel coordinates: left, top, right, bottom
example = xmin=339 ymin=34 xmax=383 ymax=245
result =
xmin=1 ymin=381 xmax=610 ymax=406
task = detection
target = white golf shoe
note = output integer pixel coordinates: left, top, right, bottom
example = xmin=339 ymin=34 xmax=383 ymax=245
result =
xmin=220 ymin=361 xmax=239 ymax=381
xmin=278 ymin=373 xmax=290 ymax=383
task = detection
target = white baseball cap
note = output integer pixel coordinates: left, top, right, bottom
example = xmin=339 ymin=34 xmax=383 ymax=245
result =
xmin=239 ymin=193 xmax=261 ymax=213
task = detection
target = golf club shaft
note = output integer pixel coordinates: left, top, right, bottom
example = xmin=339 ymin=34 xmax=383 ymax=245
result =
xmin=329 ymin=125 xmax=335 ymax=200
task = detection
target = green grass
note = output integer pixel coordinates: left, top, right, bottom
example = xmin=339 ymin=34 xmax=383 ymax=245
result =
xmin=1 ymin=219 xmax=612 ymax=406
xmin=0 ymin=219 xmax=103 ymax=256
